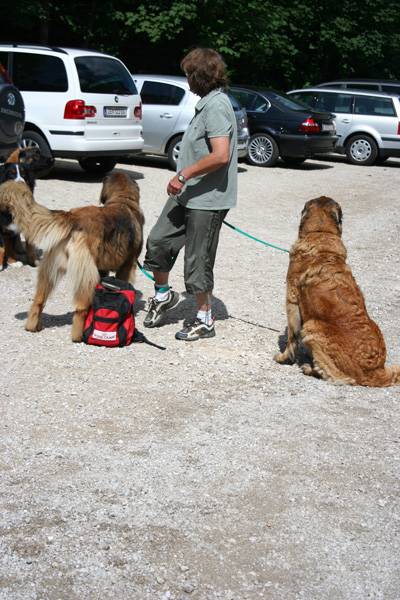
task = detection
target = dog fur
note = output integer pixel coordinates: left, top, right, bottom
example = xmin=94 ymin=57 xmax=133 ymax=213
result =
xmin=0 ymin=147 xmax=40 ymax=268
xmin=274 ymin=196 xmax=400 ymax=386
xmin=0 ymin=171 xmax=144 ymax=342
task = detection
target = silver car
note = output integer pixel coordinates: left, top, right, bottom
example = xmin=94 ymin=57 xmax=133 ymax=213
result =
xmin=133 ymin=74 xmax=249 ymax=169
xmin=288 ymin=87 xmax=400 ymax=165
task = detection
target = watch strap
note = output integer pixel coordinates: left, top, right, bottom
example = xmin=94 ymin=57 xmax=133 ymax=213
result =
xmin=178 ymin=171 xmax=187 ymax=183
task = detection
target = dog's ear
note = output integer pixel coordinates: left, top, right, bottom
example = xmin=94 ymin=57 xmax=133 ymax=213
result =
xmin=331 ymin=204 xmax=343 ymax=232
xmin=299 ymin=200 xmax=311 ymax=228
xmin=5 ymin=148 xmax=20 ymax=164
xmin=99 ymin=175 xmax=110 ymax=205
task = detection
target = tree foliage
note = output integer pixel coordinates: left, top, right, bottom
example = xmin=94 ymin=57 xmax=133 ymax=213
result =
xmin=1 ymin=0 xmax=399 ymax=89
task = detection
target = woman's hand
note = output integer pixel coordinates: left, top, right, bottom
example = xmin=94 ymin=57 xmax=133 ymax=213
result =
xmin=167 ymin=175 xmax=185 ymax=196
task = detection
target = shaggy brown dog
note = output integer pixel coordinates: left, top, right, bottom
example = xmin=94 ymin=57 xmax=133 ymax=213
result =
xmin=0 ymin=172 xmax=144 ymax=342
xmin=274 ymin=196 xmax=400 ymax=386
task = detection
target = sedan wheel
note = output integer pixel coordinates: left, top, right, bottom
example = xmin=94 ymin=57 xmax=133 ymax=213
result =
xmin=167 ymin=134 xmax=183 ymax=170
xmin=345 ymin=134 xmax=378 ymax=166
xmin=247 ymin=133 xmax=279 ymax=167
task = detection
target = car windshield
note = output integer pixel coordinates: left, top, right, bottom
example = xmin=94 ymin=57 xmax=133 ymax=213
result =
xmin=75 ymin=56 xmax=137 ymax=95
xmin=268 ymin=91 xmax=308 ymax=111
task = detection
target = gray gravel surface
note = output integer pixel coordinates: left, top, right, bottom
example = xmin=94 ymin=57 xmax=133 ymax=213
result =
xmin=0 ymin=155 xmax=399 ymax=600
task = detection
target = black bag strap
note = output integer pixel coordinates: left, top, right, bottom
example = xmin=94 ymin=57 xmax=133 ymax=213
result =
xmin=133 ymin=329 xmax=166 ymax=351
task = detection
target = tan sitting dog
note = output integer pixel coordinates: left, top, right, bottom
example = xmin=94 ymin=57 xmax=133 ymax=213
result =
xmin=274 ymin=196 xmax=400 ymax=386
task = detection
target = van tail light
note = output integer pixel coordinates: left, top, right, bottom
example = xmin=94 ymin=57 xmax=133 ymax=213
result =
xmin=397 ymin=122 xmax=400 ymax=135
xmin=298 ymin=117 xmax=321 ymax=134
xmin=64 ymin=100 xmax=97 ymax=119
xmin=134 ymin=102 xmax=142 ymax=120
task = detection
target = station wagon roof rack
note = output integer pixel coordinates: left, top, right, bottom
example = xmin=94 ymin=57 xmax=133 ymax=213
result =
xmin=319 ymin=78 xmax=400 ymax=85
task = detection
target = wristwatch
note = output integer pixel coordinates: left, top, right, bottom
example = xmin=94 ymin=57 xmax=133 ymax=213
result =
xmin=177 ymin=171 xmax=187 ymax=184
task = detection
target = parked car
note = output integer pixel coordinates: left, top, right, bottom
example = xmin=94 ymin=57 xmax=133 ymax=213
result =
xmin=0 ymin=61 xmax=24 ymax=161
xmin=288 ymin=87 xmax=400 ymax=165
xmin=316 ymin=79 xmax=400 ymax=96
xmin=0 ymin=44 xmax=144 ymax=176
xmin=228 ymin=86 xmax=337 ymax=167
xmin=132 ymin=74 xmax=249 ymax=169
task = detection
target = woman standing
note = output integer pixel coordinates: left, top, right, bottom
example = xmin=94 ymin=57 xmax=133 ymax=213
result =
xmin=143 ymin=47 xmax=238 ymax=341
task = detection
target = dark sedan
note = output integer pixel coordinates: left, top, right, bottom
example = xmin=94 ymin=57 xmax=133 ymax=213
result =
xmin=0 ymin=62 xmax=24 ymax=161
xmin=229 ymin=86 xmax=337 ymax=167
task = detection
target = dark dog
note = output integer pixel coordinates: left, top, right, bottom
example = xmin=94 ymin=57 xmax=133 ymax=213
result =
xmin=0 ymin=171 xmax=144 ymax=342
xmin=274 ymin=196 xmax=400 ymax=386
xmin=0 ymin=147 xmax=40 ymax=268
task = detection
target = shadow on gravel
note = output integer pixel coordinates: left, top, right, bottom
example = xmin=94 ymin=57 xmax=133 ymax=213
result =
xmin=228 ymin=313 xmax=281 ymax=333
xmin=278 ymin=161 xmax=332 ymax=171
xmin=15 ymin=291 xmax=147 ymax=328
xmin=41 ymin=160 xmax=145 ymax=183
xmin=123 ymin=155 xmax=171 ymax=171
xmin=313 ymin=154 xmax=400 ymax=168
xmin=15 ymin=310 xmax=74 ymax=328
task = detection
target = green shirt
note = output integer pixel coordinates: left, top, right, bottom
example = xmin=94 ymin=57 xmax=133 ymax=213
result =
xmin=176 ymin=88 xmax=238 ymax=210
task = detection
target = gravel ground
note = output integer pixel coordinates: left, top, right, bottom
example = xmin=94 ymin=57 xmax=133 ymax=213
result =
xmin=0 ymin=154 xmax=399 ymax=600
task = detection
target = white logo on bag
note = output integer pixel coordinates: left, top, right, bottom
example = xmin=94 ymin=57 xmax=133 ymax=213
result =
xmin=93 ymin=329 xmax=117 ymax=341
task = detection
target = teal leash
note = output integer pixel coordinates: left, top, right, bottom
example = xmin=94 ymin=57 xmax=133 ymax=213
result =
xmin=136 ymin=221 xmax=289 ymax=282
xmin=137 ymin=261 xmax=155 ymax=281
xmin=222 ymin=220 xmax=290 ymax=254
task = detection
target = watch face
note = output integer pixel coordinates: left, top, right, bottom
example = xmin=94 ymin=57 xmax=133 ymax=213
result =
xmin=178 ymin=174 xmax=185 ymax=183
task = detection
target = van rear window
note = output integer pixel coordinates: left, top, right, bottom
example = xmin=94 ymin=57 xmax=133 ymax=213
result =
xmin=75 ymin=56 xmax=137 ymax=95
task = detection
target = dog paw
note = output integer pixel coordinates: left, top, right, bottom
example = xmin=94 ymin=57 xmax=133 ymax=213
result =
xmin=71 ymin=333 xmax=83 ymax=343
xmin=274 ymin=352 xmax=294 ymax=365
xmin=9 ymin=260 xmax=24 ymax=269
xmin=25 ymin=321 xmax=42 ymax=332
xmin=274 ymin=352 xmax=286 ymax=364
xmin=301 ymin=363 xmax=314 ymax=376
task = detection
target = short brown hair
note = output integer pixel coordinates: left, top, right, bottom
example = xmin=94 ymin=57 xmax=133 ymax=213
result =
xmin=181 ymin=48 xmax=228 ymax=97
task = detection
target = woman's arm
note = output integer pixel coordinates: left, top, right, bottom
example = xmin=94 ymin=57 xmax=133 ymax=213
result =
xmin=167 ymin=136 xmax=230 ymax=197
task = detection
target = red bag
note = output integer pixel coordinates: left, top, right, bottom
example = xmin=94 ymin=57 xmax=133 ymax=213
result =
xmin=83 ymin=277 xmax=135 ymax=347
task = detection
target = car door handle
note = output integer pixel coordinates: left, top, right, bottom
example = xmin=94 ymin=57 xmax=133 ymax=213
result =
xmin=341 ymin=118 xmax=351 ymax=123
xmin=160 ymin=113 xmax=173 ymax=119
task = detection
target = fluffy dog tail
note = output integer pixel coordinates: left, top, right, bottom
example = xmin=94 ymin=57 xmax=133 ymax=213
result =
xmin=362 ymin=365 xmax=400 ymax=387
xmin=382 ymin=365 xmax=400 ymax=386
xmin=0 ymin=180 xmax=73 ymax=251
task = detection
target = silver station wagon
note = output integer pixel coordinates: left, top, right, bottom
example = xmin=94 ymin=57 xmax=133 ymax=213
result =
xmin=288 ymin=87 xmax=400 ymax=165
xmin=132 ymin=74 xmax=249 ymax=169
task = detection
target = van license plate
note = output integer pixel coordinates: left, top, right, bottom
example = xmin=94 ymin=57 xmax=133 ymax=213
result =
xmin=322 ymin=123 xmax=334 ymax=131
xmin=104 ymin=106 xmax=127 ymax=117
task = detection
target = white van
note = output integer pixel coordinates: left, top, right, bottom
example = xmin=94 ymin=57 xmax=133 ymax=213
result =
xmin=0 ymin=44 xmax=144 ymax=175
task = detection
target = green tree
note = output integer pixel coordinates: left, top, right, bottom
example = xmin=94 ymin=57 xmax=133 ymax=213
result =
xmin=1 ymin=0 xmax=399 ymax=88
